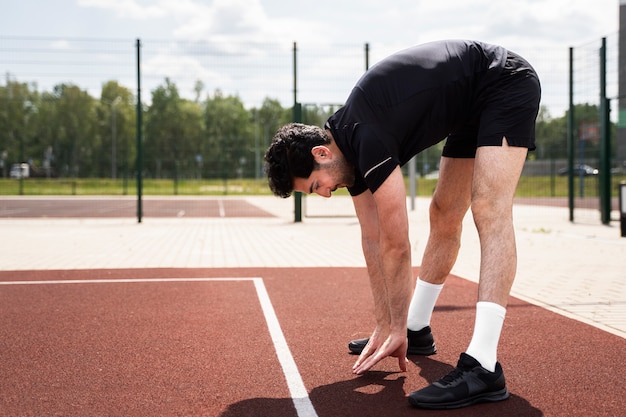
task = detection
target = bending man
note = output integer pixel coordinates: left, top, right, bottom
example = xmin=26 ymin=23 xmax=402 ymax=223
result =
xmin=264 ymin=39 xmax=540 ymax=410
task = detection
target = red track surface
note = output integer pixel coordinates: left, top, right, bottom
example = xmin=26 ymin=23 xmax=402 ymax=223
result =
xmin=1 ymin=267 xmax=624 ymax=417
xmin=0 ymin=198 xmax=274 ymax=218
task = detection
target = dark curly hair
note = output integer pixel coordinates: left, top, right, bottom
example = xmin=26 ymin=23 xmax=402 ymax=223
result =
xmin=264 ymin=123 xmax=330 ymax=198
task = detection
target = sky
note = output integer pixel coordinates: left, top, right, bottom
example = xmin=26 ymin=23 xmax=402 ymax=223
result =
xmin=2 ymin=0 xmax=618 ymax=49
xmin=1 ymin=0 xmax=621 ymax=115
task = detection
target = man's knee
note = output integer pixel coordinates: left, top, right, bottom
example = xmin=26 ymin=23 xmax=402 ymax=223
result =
xmin=470 ymin=194 xmax=513 ymax=232
xmin=429 ymin=193 xmax=468 ymax=232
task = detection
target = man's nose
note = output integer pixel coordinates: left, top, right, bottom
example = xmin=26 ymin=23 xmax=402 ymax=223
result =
xmin=317 ymin=188 xmax=332 ymax=198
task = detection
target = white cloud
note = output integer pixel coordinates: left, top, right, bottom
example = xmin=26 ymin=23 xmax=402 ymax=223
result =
xmin=77 ymin=0 xmax=329 ymax=46
xmin=77 ymin=0 xmax=168 ymax=19
xmin=50 ymin=39 xmax=72 ymax=50
xmin=74 ymin=0 xmax=618 ymax=52
xmin=6 ymin=0 xmax=617 ymax=112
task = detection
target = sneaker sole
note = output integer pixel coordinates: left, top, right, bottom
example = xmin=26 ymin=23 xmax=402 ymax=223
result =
xmin=408 ymin=387 xmax=510 ymax=409
xmin=348 ymin=340 xmax=437 ymax=356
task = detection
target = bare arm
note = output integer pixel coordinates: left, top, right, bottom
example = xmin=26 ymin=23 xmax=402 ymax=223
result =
xmin=351 ymin=188 xmax=389 ymax=331
xmin=351 ymin=166 xmax=412 ymax=374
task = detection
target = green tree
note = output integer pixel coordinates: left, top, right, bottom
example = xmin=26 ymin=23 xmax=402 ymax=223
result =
xmin=47 ymin=83 xmax=96 ymax=177
xmin=144 ymin=78 xmax=183 ymax=178
xmin=204 ymin=90 xmax=252 ymax=180
xmin=144 ymin=78 xmax=205 ymax=180
xmin=0 ymin=80 xmax=40 ymax=176
xmin=95 ymin=81 xmax=135 ymax=179
xmin=250 ymin=98 xmax=290 ymax=178
xmin=532 ymin=103 xmax=612 ymax=164
xmin=534 ymin=105 xmax=567 ymax=160
xmin=178 ymin=99 xmax=204 ymax=179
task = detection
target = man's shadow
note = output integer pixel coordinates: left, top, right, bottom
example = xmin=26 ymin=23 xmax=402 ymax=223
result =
xmin=219 ymin=356 xmax=542 ymax=417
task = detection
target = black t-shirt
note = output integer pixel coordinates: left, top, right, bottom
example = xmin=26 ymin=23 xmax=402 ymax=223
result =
xmin=325 ymin=40 xmax=507 ymax=196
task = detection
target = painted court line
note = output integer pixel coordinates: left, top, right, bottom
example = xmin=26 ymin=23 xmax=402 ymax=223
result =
xmin=252 ymin=278 xmax=318 ymax=417
xmin=218 ymin=199 xmax=226 ymax=217
xmin=1 ymin=277 xmax=319 ymax=417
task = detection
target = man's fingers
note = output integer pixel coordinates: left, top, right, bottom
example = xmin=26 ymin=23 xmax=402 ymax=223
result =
xmin=399 ymin=356 xmax=408 ymax=372
xmin=354 ymin=352 xmax=406 ymax=375
xmin=353 ymin=351 xmax=381 ymax=375
xmin=353 ymin=336 xmax=409 ymax=374
xmin=353 ymin=346 xmax=390 ymax=375
xmin=352 ymin=343 xmax=375 ymax=371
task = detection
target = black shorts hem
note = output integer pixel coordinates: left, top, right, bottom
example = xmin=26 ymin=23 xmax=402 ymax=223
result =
xmin=442 ymin=51 xmax=541 ymax=159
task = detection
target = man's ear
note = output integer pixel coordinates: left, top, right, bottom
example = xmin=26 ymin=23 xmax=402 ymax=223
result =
xmin=311 ymin=145 xmax=332 ymax=163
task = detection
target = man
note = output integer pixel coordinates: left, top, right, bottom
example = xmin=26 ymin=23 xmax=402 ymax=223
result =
xmin=264 ymin=40 xmax=540 ymax=410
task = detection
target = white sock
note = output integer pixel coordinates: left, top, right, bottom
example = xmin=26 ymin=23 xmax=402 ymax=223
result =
xmin=465 ymin=301 xmax=507 ymax=372
xmin=406 ymin=278 xmax=443 ymax=331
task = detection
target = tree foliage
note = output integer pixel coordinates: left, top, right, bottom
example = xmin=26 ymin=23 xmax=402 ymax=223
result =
xmin=0 ymin=78 xmax=615 ymax=180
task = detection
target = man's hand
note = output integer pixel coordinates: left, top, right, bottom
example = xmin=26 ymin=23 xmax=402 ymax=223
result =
xmin=350 ymin=168 xmax=412 ymax=376
xmin=352 ymin=328 xmax=408 ymax=375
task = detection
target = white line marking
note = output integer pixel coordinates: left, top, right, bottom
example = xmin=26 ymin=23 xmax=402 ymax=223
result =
xmin=252 ymin=278 xmax=318 ymax=417
xmin=0 ymin=277 xmax=319 ymax=417
xmin=0 ymin=277 xmax=252 ymax=285
xmin=218 ymin=199 xmax=226 ymax=217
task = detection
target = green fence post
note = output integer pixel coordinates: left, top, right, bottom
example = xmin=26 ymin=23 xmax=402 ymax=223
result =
xmin=567 ymin=47 xmax=575 ymax=222
xmin=599 ymin=38 xmax=611 ymax=225
xmin=293 ymin=101 xmax=302 ymax=222
xmin=293 ymin=41 xmax=302 ymax=223
xmin=18 ymin=135 xmax=24 ymax=195
xmin=136 ymin=38 xmax=143 ymax=223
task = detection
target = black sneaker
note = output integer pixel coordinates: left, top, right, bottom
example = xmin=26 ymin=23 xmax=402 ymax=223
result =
xmin=347 ymin=326 xmax=437 ymax=355
xmin=408 ymin=353 xmax=510 ymax=409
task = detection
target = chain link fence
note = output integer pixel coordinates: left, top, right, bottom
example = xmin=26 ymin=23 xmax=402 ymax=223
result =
xmin=0 ymin=36 xmax=623 ymax=221
xmin=567 ymin=33 xmax=623 ymax=223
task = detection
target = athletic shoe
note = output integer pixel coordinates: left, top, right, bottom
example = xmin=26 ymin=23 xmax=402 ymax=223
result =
xmin=408 ymin=352 xmax=510 ymax=409
xmin=347 ymin=326 xmax=437 ymax=355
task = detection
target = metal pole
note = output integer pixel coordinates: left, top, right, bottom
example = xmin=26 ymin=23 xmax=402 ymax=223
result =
xmin=136 ymin=39 xmax=143 ymax=223
xmin=567 ymin=47 xmax=575 ymax=222
xmin=293 ymin=41 xmax=302 ymax=222
xmin=111 ymin=96 xmax=121 ymax=180
xmin=620 ymin=181 xmax=626 ymax=237
xmin=409 ymin=157 xmax=416 ymax=211
xmin=112 ymin=103 xmax=117 ymax=180
xmin=599 ymin=38 xmax=611 ymax=225
xmin=365 ymin=43 xmax=370 ymax=71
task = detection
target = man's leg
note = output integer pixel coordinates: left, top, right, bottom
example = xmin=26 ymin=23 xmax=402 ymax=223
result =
xmin=409 ymin=139 xmax=527 ymax=410
xmin=471 ymin=139 xmax=527 ymax=306
xmin=406 ymin=156 xmax=473 ymax=330
xmin=463 ymin=138 xmax=527 ymax=370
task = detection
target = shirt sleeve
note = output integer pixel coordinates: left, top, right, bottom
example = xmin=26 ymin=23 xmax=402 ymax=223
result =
xmin=347 ymin=124 xmax=399 ymax=196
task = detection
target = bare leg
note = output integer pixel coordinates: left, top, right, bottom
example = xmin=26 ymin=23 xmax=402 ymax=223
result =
xmin=471 ymin=139 xmax=527 ymax=307
xmin=418 ymin=157 xmax=473 ymax=285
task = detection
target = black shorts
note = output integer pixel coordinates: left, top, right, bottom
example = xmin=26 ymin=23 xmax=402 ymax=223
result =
xmin=442 ymin=51 xmax=541 ymax=158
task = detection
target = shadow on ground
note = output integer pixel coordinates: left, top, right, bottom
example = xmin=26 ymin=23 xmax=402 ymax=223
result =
xmin=220 ymin=359 xmax=542 ymax=417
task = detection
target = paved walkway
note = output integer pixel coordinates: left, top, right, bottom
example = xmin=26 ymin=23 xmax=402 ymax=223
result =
xmin=1 ymin=196 xmax=624 ymax=338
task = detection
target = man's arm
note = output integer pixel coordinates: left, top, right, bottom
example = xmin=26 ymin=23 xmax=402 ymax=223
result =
xmin=351 ymin=166 xmax=413 ymax=374
xmin=351 ymin=188 xmax=390 ymax=340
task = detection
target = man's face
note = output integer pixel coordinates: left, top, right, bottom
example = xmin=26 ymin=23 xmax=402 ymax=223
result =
xmin=293 ymin=157 xmax=355 ymax=198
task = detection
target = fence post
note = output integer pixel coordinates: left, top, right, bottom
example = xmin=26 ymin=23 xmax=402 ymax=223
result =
xmin=618 ymin=181 xmax=626 ymax=237
xmin=567 ymin=47 xmax=575 ymax=222
xmin=136 ymin=38 xmax=143 ymax=223
xmin=599 ymin=38 xmax=611 ymax=225
xmin=292 ymin=41 xmax=302 ymax=223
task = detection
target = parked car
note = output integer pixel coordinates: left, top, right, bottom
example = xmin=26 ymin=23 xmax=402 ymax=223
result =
xmin=9 ymin=163 xmax=30 ymax=179
xmin=424 ymin=170 xmax=440 ymax=179
xmin=558 ymin=164 xmax=599 ymax=176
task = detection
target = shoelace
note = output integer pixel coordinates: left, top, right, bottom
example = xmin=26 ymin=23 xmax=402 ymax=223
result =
xmin=438 ymin=366 xmax=471 ymax=386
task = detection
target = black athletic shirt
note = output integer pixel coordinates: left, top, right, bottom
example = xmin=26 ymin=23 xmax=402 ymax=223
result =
xmin=325 ymin=40 xmax=507 ymax=196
